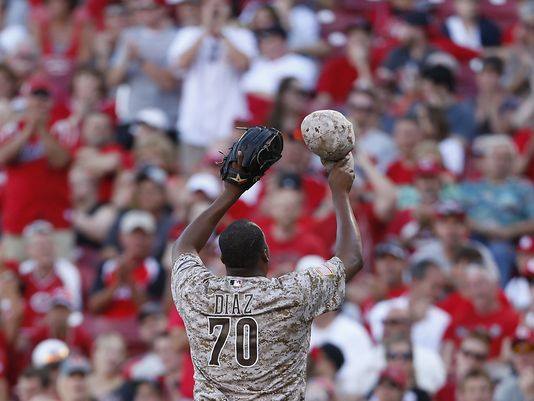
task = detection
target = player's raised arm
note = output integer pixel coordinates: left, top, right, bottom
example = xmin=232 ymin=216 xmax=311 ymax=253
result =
xmin=328 ymin=154 xmax=363 ymax=281
xmin=173 ymin=127 xmax=283 ymax=261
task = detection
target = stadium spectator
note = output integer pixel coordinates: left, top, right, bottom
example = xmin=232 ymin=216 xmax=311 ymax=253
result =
xmin=494 ymin=327 xmax=534 ymax=401
xmin=367 ymin=367 xmax=407 ymax=401
xmin=87 ymin=332 xmax=126 ymax=401
xmin=443 ymin=264 xmax=520 ymax=359
xmin=242 ymin=25 xmax=317 ymax=98
xmin=93 ymin=2 xmax=129 ymax=73
xmin=372 ymin=241 xmax=409 ymax=302
xmin=15 ymin=367 xmax=50 ymax=401
xmin=345 ymin=88 xmax=397 ymax=172
xmin=108 ymin=0 xmax=178 ymax=125
xmin=56 ymin=356 xmax=92 ymax=401
xmin=368 ymin=259 xmax=450 ymax=352
xmin=305 ymin=343 xmax=344 ymax=401
xmin=455 ymin=134 xmax=534 ymax=284
xmin=381 ymin=336 xmax=432 ymax=401
xmin=169 ymin=0 xmax=201 ymax=28
xmin=385 ymin=117 xmax=423 ymax=185
xmin=267 ymin=77 xmax=309 ymax=135
xmin=505 ymin=235 xmax=534 ymax=313
xmin=153 ymin=332 xmax=185 ymax=400
xmin=374 ymin=307 xmax=447 ymax=395
xmin=311 ymin=310 xmax=377 ymax=398
xmin=89 ymin=210 xmax=166 ymax=318
xmin=442 ymin=0 xmax=501 ymax=50
xmin=167 ymin=0 xmax=256 ymax=170
xmin=456 ymin=369 xmax=494 ymax=401
xmin=18 ymin=220 xmax=82 ymax=328
xmin=0 ymin=76 xmax=77 ymax=261
xmin=132 ymin=379 xmax=165 ymax=401
xmin=316 ymin=20 xmax=376 ymax=106
xmin=31 ymin=0 xmax=93 ymax=102
xmin=436 ymin=330 xmax=491 ymax=401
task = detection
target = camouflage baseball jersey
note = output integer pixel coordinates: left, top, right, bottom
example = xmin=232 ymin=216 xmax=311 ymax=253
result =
xmin=171 ymin=252 xmax=345 ymax=400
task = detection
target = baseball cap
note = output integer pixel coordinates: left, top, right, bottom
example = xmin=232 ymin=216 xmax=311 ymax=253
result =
xmin=517 ymin=235 xmax=534 ymax=254
xmin=120 ymin=210 xmax=156 ymax=234
xmin=402 ymin=11 xmax=430 ymax=27
xmin=435 ymin=201 xmax=466 ymax=220
xmin=375 ymin=241 xmax=407 ymax=260
xmin=21 ymin=75 xmax=52 ymax=97
xmin=186 ymin=172 xmax=221 ymax=200
xmin=50 ymin=290 xmax=73 ymax=310
xmin=136 ymin=165 xmax=168 ymax=187
xmin=415 ymin=159 xmax=442 ymax=178
xmin=136 ymin=108 xmax=170 ymax=132
xmin=379 ymin=367 xmax=408 ymax=390
xmin=32 ymin=339 xmax=70 ymax=368
xmin=59 ymin=356 xmax=91 ymax=376
xmin=422 ymin=64 xmax=455 ymax=92
xmin=318 ymin=343 xmax=345 ymax=371
xmin=23 ymin=220 xmax=54 ymax=239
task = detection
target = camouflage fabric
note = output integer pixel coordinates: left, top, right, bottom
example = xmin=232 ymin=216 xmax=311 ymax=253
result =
xmin=171 ymin=252 xmax=345 ymax=400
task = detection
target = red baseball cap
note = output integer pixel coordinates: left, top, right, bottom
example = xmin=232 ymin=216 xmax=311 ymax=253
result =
xmin=379 ymin=367 xmax=408 ymax=390
xmin=21 ymin=75 xmax=52 ymax=97
xmin=517 ymin=235 xmax=534 ymax=254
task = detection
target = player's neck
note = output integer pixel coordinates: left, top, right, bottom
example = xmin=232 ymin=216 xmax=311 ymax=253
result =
xmin=225 ymin=266 xmax=266 ymax=278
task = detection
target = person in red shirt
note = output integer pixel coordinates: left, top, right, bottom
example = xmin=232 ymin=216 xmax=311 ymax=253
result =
xmin=443 ymin=264 xmax=520 ymax=359
xmin=18 ymin=220 xmax=82 ymax=329
xmin=315 ymin=19 xmax=377 ymax=107
xmin=374 ymin=242 xmax=409 ymax=299
xmin=89 ymin=210 xmax=165 ymax=318
xmin=386 ymin=117 xmax=423 ymax=185
xmin=259 ymin=177 xmax=328 ymax=275
xmin=0 ymin=76 xmax=78 ymax=261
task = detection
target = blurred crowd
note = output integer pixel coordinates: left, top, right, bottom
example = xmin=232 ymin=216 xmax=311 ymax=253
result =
xmin=0 ymin=0 xmax=532 ymax=400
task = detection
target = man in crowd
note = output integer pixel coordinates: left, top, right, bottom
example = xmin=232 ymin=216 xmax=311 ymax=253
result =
xmin=457 ymin=369 xmax=494 ymax=401
xmin=386 ymin=117 xmax=424 ymax=185
xmin=56 ymin=357 xmax=92 ymax=401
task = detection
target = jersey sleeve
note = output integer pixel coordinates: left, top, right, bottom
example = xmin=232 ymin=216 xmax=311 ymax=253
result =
xmin=295 ymin=256 xmax=346 ymax=321
xmin=171 ymin=252 xmax=212 ymax=308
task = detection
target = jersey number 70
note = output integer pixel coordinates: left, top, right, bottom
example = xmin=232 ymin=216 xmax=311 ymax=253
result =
xmin=208 ymin=317 xmax=258 ymax=367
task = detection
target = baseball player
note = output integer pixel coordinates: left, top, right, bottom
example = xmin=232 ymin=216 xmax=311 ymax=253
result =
xmin=171 ymin=127 xmax=362 ymax=400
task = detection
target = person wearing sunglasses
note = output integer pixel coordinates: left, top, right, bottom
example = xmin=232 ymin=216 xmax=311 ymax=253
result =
xmin=494 ymin=327 xmax=534 ymax=401
xmin=382 ymin=336 xmax=431 ymax=401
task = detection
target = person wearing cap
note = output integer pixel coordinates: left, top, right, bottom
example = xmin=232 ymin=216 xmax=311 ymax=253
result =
xmin=132 ymin=107 xmax=172 ymax=142
xmin=455 ymin=134 xmax=534 ymax=285
xmin=167 ymin=0 xmax=257 ymax=170
xmin=315 ymin=20 xmax=377 ymax=106
xmin=368 ymin=259 xmax=450 ymax=353
xmin=56 ymin=356 xmax=92 ymax=401
xmin=494 ymin=327 xmax=534 ymax=401
xmin=89 ymin=210 xmax=165 ymax=318
xmin=443 ymin=0 xmax=501 ymax=50
xmin=306 ymin=343 xmax=344 ymax=400
xmin=373 ymin=241 xmax=408 ymax=301
xmin=17 ymin=220 xmax=82 ymax=327
xmin=242 ymin=24 xmax=317 ymax=98
xmin=411 ymin=201 xmax=499 ymax=277
xmin=108 ymin=0 xmax=179 ymax=125
xmin=104 ymin=165 xmax=174 ymax=261
xmin=368 ymin=367 xmax=408 ymax=401
xmin=456 ymin=369 xmax=494 ymax=401
xmin=505 ymin=235 xmax=534 ymax=312
xmin=0 ymin=74 xmax=79 ymax=261
xmin=15 ymin=366 xmax=51 ymax=401
xmin=378 ymin=11 xmax=436 ymax=88
xmin=311 ymin=310 xmax=376 ymax=398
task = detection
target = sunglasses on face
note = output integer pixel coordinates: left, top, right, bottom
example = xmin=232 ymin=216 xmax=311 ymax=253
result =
xmin=31 ymin=89 xmax=51 ymax=98
xmin=386 ymin=351 xmax=413 ymax=361
xmin=460 ymin=348 xmax=488 ymax=362
xmin=383 ymin=318 xmax=410 ymax=326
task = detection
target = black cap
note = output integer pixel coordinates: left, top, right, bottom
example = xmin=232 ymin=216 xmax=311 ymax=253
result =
xmin=375 ymin=241 xmax=407 ymax=260
xmin=481 ymin=56 xmax=504 ymax=75
xmin=422 ymin=64 xmax=455 ymax=92
xmin=255 ymin=25 xmax=288 ymax=40
xmin=319 ymin=343 xmax=345 ymax=371
xmin=278 ymin=172 xmax=302 ymax=190
xmin=402 ymin=11 xmax=430 ymax=27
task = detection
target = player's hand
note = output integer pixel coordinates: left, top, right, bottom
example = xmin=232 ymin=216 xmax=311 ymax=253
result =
xmin=222 ymin=150 xmax=247 ymax=195
xmin=327 ymin=153 xmax=355 ymax=194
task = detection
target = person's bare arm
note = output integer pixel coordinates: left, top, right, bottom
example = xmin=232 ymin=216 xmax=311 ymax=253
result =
xmin=175 ymin=34 xmax=205 ymax=70
xmin=0 ymin=124 xmax=32 ymax=164
xmin=39 ymin=125 xmax=71 ymax=168
xmin=328 ymin=155 xmax=363 ymax=281
xmin=173 ymin=183 xmax=244 ymax=259
xmin=88 ymin=282 xmax=119 ymax=313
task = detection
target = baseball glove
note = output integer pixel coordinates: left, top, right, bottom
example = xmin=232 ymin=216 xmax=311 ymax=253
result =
xmin=220 ymin=126 xmax=283 ymax=190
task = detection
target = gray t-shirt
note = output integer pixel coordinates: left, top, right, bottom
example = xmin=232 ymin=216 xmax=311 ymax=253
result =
xmin=494 ymin=376 xmax=527 ymax=401
xmin=111 ymin=26 xmax=179 ymax=123
xmin=171 ymin=253 xmax=345 ymax=400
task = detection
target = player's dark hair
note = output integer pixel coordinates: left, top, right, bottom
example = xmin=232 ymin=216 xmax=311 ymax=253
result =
xmin=452 ymin=245 xmax=483 ymax=265
xmin=219 ymin=219 xmax=266 ymax=271
xmin=410 ymin=259 xmax=438 ymax=281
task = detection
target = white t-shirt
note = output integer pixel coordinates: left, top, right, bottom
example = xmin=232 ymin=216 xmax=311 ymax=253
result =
xmin=311 ymin=314 xmax=380 ymax=396
xmin=367 ymin=296 xmax=451 ymax=352
xmin=445 ymin=16 xmax=482 ymax=50
xmin=167 ymin=26 xmax=257 ymax=147
xmin=241 ymin=53 xmax=317 ymax=97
